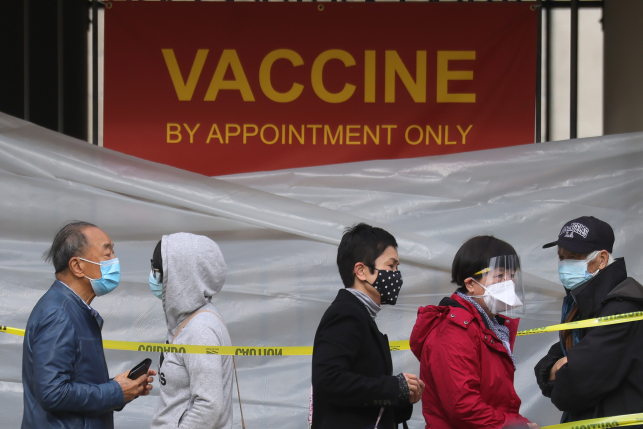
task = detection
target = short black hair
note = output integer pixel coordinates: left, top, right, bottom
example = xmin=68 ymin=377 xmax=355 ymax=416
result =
xmin=451 ymin=235 xmax=518 ymax=293
xmin=43 ymin=220 xmax=97 ymax=274
xmin=337 ymin=223 xmax=398 ymax=288
xmin=152 ymin=239 xmax=163 ymax=281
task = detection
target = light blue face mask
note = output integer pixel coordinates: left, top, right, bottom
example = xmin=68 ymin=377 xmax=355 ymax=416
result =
xmin=558 ymin=251 xmax=599 ymax=290
xmin=148 ymin=270 xmax=163 ymax=299
xmin=79 ymin=257 xmax=121 ymax=296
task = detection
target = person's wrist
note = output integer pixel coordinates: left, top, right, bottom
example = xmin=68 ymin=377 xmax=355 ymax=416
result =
xmin=109 ymin=379 xmax=126 ymax=407
xmin=549 ymin=364 xmax=558 ymax=381
xmin=396 ymin=373 xmax=410 ymax=403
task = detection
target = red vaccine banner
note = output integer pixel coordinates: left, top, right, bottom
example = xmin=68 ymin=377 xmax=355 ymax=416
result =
xmin=104 ymin=2 xmax=537 ymax=176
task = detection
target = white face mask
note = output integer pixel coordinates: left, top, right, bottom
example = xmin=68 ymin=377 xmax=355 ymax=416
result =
xmin=472 ymin=279 xmax=523 ymax=315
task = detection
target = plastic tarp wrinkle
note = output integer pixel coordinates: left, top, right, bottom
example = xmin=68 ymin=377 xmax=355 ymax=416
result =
xmin=1 ymin=111 xmax=643 ymax=427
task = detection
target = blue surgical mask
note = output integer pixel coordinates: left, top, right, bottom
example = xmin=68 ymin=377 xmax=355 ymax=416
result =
xmin=79 ymin=257 xmax=121 ymax=296
xmin=558 ymin=251 xmax=599 ymax=290
xmin=148 ymin=270 xmax=163 ymax=299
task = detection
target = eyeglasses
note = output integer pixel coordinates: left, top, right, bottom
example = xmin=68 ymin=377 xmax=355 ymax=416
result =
xmin=150 ymin=259 xmax=162 ymax=280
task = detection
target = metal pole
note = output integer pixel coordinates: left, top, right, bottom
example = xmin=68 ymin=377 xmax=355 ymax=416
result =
xmin=58 ymin=0 xmax=64 ymax=133
xmin=536 ymin=0 xmax=542 ymax=143
xmin=92 ymin=0 xmax=98 ymax=145
xmin=24 ymin=0 xmax=29 ymax=121
xmin=570 ymin=0 xmax=578 ymax=139
xmin=546 ymin=0 xmax=552 ymax=142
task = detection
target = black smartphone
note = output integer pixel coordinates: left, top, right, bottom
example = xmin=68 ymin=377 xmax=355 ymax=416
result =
xmin=128 ymin=358 xmax=152 ymax=380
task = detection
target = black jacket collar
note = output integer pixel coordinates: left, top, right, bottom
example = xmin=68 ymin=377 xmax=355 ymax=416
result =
xmin=336 ymin=289 xmax=393 ymax=375
xmin=571 ymin=258 xmax=628 ymax=319
xmin=336 ymin=288 xmax=383 ymax=319
xmin=336 ymin=288 xmax=371 ymax=314
xmin=604 ymin=277 xmax=643 ymax=304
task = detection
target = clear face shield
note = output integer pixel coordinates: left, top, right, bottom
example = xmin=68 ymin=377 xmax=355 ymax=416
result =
xmin=472 ymin=255 xmax=525 ymax=316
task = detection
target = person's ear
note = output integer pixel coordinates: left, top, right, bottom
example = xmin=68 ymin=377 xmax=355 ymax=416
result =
xmin=464 ymin=278 xmax=476 ymax=294
xmin=597 ymin=250 xmax=609 ymax=270
xmin=68 ymin=257 xmax=86 ymax=279
xmin=354 ymin=263 xmax=368 ymax=282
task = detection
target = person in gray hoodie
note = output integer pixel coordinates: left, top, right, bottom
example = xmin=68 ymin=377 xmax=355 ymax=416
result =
xmin=149 ymin=233 xmax=234 ymax=429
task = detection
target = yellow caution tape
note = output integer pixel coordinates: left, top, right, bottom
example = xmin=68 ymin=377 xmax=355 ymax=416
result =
xmin=0 ymin=326 xmax=26 ymax=338
xmin=516 ymin=310 xmax=643 ymax=337
xmin=2 ymin=310 xmax=642 ymax=356
xmin=5 ymin=327 xmax=642 ymax=429
xmin=541 ymin=412 xmax=643 ymax=429
xmin=0 ymin=325 xmax=408 ymax=356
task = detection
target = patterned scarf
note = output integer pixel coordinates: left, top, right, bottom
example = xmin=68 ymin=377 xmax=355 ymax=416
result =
xmin=457 ymin=292 xmax=516 ymax=369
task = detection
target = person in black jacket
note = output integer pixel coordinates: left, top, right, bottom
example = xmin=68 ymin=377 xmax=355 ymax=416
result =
xmin=311 ymin=223 xmax=423 ymax=429
xmin=534 ymin=216 xmax=643 ymax=425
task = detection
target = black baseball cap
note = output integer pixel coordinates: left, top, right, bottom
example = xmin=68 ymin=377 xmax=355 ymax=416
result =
xmin=542 ymin=216 xmax=615 ymax=254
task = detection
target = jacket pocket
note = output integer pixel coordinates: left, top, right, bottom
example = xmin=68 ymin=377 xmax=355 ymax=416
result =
xmin=178 ymin=408 xmax=188 ymax=427
xmin=76 ymin=338 xmax=108 ymax=383
xmin=177 ymin=399 xmax=194 ymax=427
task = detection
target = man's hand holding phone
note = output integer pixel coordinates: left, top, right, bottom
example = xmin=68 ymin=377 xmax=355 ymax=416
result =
xmin=115 ymin=358 xmax=157 ymax=402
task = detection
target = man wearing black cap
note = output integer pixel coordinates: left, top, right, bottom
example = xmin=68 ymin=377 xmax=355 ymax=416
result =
xmin=534 ymin=216 xmax=643 ymax=425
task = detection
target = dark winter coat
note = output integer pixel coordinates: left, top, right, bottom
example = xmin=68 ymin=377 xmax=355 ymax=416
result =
xmin=22 ymin=281 xmax=124 ymax=429
xmin=311 ymin=289 xmax=413 ymax=429
xmin=534 ymin=258 xmax=643 ymax=426
xmin=410 ymin=293 xmax=530 ymax=429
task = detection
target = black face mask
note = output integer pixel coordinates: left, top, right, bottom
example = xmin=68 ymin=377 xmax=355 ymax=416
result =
xmin=369 ymin=269 xmax=403 ymax=305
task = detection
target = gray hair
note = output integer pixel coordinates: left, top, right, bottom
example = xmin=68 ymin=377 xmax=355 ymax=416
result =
xmin=43 ymin=221 xmax=97 ymax=273
xmin=586 ymin=250 xmax=615 ymax=267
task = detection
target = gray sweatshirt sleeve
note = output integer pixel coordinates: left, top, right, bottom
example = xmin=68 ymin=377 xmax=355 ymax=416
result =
xmin=178 ymin=317 xmax=230 ymax=429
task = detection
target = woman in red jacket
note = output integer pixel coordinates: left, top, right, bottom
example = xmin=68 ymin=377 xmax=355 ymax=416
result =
xmin=410 ymin=236 xmax=538 ymax=429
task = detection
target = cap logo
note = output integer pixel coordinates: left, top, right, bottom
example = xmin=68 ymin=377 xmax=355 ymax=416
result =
xmin=560 ymin=222 xmax=589 ymax=239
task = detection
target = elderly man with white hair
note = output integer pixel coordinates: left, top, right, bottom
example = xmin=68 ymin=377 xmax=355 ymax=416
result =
xmin=534 ymin=216 xmax=643 ymax=427
xmin=22 ymin=220 xmax=156 ymax=429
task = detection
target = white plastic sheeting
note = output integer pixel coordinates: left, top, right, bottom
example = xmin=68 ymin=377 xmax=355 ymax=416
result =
xmin=1 ymin=110 xmax=643 ymax=428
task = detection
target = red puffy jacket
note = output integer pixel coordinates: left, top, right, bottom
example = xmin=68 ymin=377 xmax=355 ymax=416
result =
xmin=410 ymin=293 xmax=530 ymax=429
